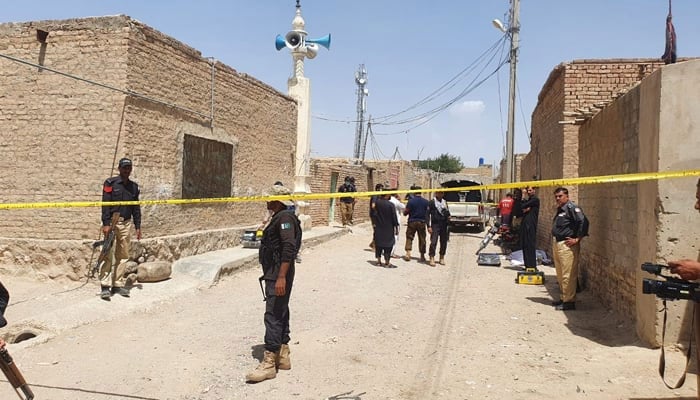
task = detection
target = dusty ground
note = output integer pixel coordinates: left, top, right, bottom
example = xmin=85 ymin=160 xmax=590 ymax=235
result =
xmin=0 ymin=223 xmax=697 ymax=400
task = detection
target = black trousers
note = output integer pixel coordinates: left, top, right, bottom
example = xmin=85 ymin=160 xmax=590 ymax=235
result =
xmin=428 ymin=223 xmax=449 ymax=257
xmin=263 ymin=276 xmax=293 ymax=353
xmin=520 ymin=221 xmax=537 ymax=268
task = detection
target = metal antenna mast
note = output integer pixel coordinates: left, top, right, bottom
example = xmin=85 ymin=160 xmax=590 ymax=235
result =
xmin=353 ymin=64 xmax=368 ymax=160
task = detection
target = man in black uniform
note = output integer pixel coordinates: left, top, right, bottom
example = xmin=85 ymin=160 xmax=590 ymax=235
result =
xmin=520 ymin=186 xmax=540 ymax=270
xmin=100 ymin=157 xmax=142 ymax=300
xmin=551 ymin=187 xmax=587 ymax=311
xmin=247 ymin=184 xmax=301 ymax=383
xmin=427 ymin=190 xmax=450 ymax=267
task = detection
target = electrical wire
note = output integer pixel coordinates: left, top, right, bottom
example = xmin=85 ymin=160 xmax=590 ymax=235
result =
xmin=0 ymin=52 xmax=211 ymax=120
xmin=372 ymin=35 xmax=509 ymax=124
xmin=373 ymin=36 xmax=510 ymax=127
xmin=516 ymin=81 xmax=531 ymax=141
xmin=311 ymin=34 xmax=509 ymax=125
xmin=370 ymin=56 xmax=508 ymax=136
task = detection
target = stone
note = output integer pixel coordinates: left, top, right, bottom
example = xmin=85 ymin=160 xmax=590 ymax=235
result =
xmin=137 ymin=261 xmax=172 ymax=283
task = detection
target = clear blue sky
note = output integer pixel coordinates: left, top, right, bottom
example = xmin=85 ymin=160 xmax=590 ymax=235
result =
xmin=3 ymin=1 xmax=698 ymax=171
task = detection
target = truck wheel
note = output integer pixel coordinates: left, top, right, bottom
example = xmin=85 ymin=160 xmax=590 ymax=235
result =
xmin=478 ymin=223 xmax=485 ymax=232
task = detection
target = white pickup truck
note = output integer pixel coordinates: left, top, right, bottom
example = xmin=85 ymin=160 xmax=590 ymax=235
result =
xmin=441 ymin=180 xmax=487 ymax=232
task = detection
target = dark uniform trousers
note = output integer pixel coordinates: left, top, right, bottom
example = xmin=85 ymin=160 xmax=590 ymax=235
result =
xmin=428 ymin=222 xmax=449 ymax=257
xmin=264 ymin=269 xmax=294 ymax=353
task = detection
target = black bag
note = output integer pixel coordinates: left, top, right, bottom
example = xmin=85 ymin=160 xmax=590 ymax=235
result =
xmin=441 ymin=207 xmax=451 ymax=218
xmin=580 ymin=214 xmax=590 ymax=237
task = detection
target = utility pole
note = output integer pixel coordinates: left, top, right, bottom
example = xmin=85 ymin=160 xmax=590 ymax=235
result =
xmin=353 ymin=64 xmax=368 ymax=161
xmin=504 ymin=0 xmax=520 ymax=183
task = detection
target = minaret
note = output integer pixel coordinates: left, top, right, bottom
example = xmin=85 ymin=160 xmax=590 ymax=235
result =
xmin=288 ymin=1 xmax=312 ymax=194
xmin=276 ymin=0 xmax=331 ymax=228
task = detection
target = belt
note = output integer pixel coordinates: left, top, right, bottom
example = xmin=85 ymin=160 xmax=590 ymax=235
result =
xmin=554 ymin=235 xmax=574 ymax=242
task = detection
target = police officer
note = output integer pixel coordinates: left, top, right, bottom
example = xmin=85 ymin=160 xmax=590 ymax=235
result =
xmin=551 ymin=187 xmax=586 ymax=311
xmin=247 ymin=184 xmax=300 ymax=383
xmin=338 ymin=176 xmax=357 ymax=226
xmin=99 ymin=157 xmax=142 ymax=301
xmin=427 ymin=190 xmax=450 ymax=266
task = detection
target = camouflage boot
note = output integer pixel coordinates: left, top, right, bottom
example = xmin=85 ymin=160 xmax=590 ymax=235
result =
xmin=246 ymin=350 xmax=277 ymax=383
xmin=429 ymin=256 xmax=436 ymax=267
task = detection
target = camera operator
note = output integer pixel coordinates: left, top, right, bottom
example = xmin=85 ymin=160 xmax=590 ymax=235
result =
xmin=667 ymin=177 xmax=700 ymax=396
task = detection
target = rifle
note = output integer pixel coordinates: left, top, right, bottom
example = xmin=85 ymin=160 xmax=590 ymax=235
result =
xmin=0 ymin=347 xmax=34 ymax=399
xmin=90 ymin=212 xmax=120 ymax=278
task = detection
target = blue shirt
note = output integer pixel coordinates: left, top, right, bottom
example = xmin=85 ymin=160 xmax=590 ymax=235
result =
xmin=405 ymin=196 xmax=429 ymax=222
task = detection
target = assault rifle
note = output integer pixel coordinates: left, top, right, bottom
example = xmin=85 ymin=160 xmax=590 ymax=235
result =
xmin=0 ymin=347 xmax=34 ymax=399
xmin=90 ymin=212 xmax=120 ymax=278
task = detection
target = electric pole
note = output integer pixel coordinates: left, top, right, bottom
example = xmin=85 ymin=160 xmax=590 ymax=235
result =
xmin=505 ymin=0 xmax=520 ymax=183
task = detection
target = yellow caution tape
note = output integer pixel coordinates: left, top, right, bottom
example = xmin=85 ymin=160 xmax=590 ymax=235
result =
xmin=0 ymin=169 xmax=698 ymax=210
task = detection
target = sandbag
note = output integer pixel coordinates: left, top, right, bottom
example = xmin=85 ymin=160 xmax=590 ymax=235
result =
xmin=137 ymin=261 xmax=172 ymax=283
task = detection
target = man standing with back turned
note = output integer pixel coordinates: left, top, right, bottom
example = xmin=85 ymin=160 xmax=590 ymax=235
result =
xmin=403 ymin=187 xmax=429 ymax=263
xmin=100 ymin=157 xmax=141 ymax=301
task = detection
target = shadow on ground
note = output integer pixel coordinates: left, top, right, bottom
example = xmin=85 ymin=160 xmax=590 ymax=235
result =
xmin=524 ymin=269 xmax=645 ymax=348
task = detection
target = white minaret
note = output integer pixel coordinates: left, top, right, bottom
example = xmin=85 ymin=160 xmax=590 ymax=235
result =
xmin=276 ymin=0 xmax=331 ymax=228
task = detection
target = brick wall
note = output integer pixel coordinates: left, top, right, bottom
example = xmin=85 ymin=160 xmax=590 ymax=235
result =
xmin=573 ymin=60 xmax=700 ymax=345
xmin=0 ymin=16 xmax=296 ymax=279
xmin=524 ymin=59 xmax=667 ymax=251
xmin=307 ymin=158 xmax=438 ymax=226
xmin=578 ymin=84 xmax=642 ymax=319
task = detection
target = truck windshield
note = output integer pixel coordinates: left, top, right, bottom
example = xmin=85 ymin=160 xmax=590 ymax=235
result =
xmin=441 ymin=180 xmax=482 ymax=203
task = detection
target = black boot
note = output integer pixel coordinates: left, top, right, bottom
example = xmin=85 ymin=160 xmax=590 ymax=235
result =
xmin=555 ymin=302 xmax=575 ymax=311
xmin=100 ymin=286 xmax=112 ymax=301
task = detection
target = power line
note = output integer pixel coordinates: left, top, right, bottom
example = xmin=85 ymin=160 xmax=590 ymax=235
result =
xmin=0 ymin=51 xmax=212 ymax=120
xmin=310 ymin=34 xmax=509 ymax=125
xmin=516 ymin=81 xmax=531 ymax=141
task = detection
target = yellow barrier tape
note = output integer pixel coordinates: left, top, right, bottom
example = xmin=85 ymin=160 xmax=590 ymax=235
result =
xmin=1 ymin=169 xmax=698 ymax=210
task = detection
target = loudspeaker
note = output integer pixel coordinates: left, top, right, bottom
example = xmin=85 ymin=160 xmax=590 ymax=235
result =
xmin=285 ymin=31 xmax=303 ymax=49
xmin=275 ymin=34 xmax=286 ymax=51
xmin=305 ymin=43 xmax=318 ymax=59
xmin=307 ymin=33 xmax=331 ymax=50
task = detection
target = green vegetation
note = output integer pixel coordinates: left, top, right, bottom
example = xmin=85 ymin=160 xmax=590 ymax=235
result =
xmin=417 ymin=153 xmax=464 ymax=173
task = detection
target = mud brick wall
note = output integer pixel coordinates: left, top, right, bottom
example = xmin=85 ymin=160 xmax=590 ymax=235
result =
xmin=308 ymin=158 xmax=438 ymax=226
xmin=0 ymin=16 xmax=296 ymax=279
xmin=575 ymin=61 xmax=700 ymax=346
xmin=523 ymin=59 xmax=665 ymax=252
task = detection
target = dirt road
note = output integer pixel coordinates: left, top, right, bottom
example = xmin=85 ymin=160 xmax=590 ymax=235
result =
xmin=0 ymin=224 xmax=696 ymax=399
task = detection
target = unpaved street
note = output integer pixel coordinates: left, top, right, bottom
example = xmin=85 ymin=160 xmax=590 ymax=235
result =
xmin=1 ymin=224 xmax=697 ymax=400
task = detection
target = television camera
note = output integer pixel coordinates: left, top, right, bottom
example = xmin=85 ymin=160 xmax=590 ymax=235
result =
xmin=641 ymin=262 xmax=700 ymax=302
